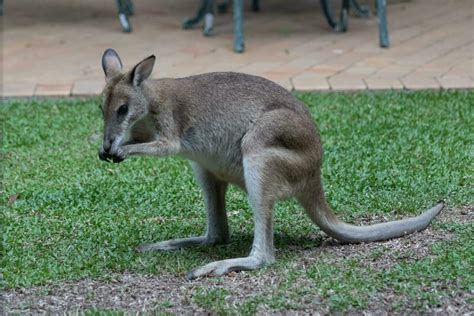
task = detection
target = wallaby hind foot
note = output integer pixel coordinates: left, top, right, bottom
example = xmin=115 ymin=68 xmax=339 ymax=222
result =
xmin=187 ymin=255 xmax=275 ymax=280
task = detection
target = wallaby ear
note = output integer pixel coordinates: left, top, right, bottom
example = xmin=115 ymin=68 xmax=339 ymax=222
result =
xmin=131 ymin=55 xmax=156 ymax=86
xmin=102 ymin=48 xmax=123 ymax=80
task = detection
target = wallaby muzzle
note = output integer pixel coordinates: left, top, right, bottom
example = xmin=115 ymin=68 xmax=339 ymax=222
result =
xmin=98 ymin=148 xmax=124 ymax=163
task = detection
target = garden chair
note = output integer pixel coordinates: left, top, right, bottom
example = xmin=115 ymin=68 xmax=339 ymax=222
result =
xmin=115 ymin=0 xmax=134 ymax=32
xmin=181 ymin=0 xmax=389 ymax=53
xmin=0 ymin=0 xmax=134 ymax=32
xmin=321 ymin=0 xmax=389 ymax=48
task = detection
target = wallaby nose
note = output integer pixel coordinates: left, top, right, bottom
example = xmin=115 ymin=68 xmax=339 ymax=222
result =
xmin=103 ymin=137 xmax=115 ymax=152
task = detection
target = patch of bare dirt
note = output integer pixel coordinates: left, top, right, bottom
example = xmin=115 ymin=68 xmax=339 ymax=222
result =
xmin=292 ymin=204 xmax=472 ymax=271
xmin=2 ymin=206 xmax=472 ymax=315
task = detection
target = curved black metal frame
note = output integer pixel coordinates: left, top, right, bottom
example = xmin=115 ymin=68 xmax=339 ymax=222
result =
xmin=0 ymin=0 xmax=388 ymax=51
xmin=351 ymin=0 xmax=370 ymax=17
xmin=321 ymin=0 xmax=350 ymax=32
xmin=182 ymin=0 xmax=215 ymax=36
xmin=182 ymin=0 xmax=252 ymax=52
xmin=116 ymin=0 xmax=134 ymax=32
xmin=321 ymin=0 xmax=389 ymax=48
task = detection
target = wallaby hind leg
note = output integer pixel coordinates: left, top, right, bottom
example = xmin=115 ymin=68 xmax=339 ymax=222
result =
xmin=137 ymin=163 xmax=229 ymax=252
xmin=187 ymin=155 xmax=276 ymax=279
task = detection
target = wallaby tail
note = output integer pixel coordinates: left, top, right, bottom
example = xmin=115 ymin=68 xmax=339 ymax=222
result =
xmin=304 ymin=192 xmax=445 ymax=243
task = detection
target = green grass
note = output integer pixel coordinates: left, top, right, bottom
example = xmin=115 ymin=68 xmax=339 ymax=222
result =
xmin=1 ymin=90 xmax=473 ymax=312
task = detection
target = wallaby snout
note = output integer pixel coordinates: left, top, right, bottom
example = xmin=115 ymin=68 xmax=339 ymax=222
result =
xmin=98 ymin=135 xmax=124 ymax=163
xmin=98 ymin=148 xmax=111 ymax=162
xmin=98 ymin=147 xmax=124 ymax=163
xmin=102 ymin=137 xmax=114 ymax=152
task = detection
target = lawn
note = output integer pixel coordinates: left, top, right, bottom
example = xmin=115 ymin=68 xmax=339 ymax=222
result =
xmin=1 ymin=90 xmax=473 ymax=314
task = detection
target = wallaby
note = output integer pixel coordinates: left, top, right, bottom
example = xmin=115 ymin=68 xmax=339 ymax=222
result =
xmin=98 ymin=49 xmax=444 ymax=279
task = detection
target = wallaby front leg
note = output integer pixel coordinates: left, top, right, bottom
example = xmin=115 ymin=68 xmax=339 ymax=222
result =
xmin=137 ymin=163 xmax=229 ymax=252
xmin=117 ymin=139 xmax=180 ymax=159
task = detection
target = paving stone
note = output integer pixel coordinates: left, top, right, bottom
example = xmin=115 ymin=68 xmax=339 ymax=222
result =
xmin=1 ymin=83 xmax=36 ymax=97
xmin=342 ymin=66 xmax=378 ymax=76
xmin=261 ymin=74 xmax=294 ymax=91
xmin=72 ymin=80 xmax=105 ymax=96
xmin=437 ymin=76 xmax=474 ymax=89
xmin=329 ymin=75 xmax=367 ymax=91
xmin=309 ymin=64 xmax=347 ymax=76
xmin=364 ymin=77 xmax=404 ymax=90
xmin=292 ymin=73 xmax=330 ymax=91
xmin=238 ymin=62 xmax=286 ymax=75
xmin=35 ymin=84 xmax=72 ymax=96
xmin=401 ymin=76 xmax=441 ymax=90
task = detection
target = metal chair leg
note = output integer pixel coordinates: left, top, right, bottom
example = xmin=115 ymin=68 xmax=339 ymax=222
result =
xmin=350 ymin=0 xmax=370 ymax=17
xmin=252 ymin=0 xmax=260 ymax=12
xmin=116 ymin=0 xmax=132 ymax=32
xmin=233 ymin=0 xmax=245 ymax=53
xmin=321 ymin=0 xmax=350 ymax=32
xmin=203 ymin=0 xmax=215 ymax=36
xmin=124 ymin=0 xmax=134 ymax=16
xmin=183 ymin=0 xmax=209 ymax=30
xmin=376 ymin=0 xmax=390 ymax=48
xmin=182 ymin=0 xmax=215 ymax=36
xmin=218 ymin=0 xmax=229 ymax=13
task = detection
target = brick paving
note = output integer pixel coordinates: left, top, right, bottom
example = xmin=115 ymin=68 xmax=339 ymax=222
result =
xmin=1 ymin=0 xmax=473 ymax=97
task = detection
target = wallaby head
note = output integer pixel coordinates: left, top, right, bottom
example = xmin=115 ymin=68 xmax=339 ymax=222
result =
xmin=99 ymin=49 xmax=155 ymax=163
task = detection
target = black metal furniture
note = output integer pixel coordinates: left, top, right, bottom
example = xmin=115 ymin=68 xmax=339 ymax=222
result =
xmin=115 ymin=0 xmax=134 ymax=32
xmin=0 ymin=0 xmax=389 ymax=52
xmin=181 ymin=0 xmax=389 ymax=53
xmin=321 ymin=0 xmax=389 ymax=48
xmin=0 ymin=0 xmax=134 ymax=32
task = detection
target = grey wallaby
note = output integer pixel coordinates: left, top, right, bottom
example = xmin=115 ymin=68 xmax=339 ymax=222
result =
xmin=98 ymin=49 xmax=444 ymax=279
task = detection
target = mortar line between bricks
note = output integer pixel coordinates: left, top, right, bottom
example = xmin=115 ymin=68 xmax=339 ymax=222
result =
xmin=326 ymin=77 xmax=332 ymax=90
xmin=437 ymin=41 xmax=474 ymax=78
xmin=300 ymin=6 xmax=473 ymax=81
xmin=362 ymin=78 xmax=369 ymax=90
xmin=287 ymin=4 xmax=452 ymax=81
xmin=284 ymin=0 xmax=456 ymax=61
xmin=70 ymin=82 xmax=76 ymax=96
xmin=240 ymin=34 xmax=338 ymax=77
xmin=289 ymin=30 xmax=381 ymax=84
xmin=270 ymin=0 xmax=444 ymax=80
xmin=288 ymin=77 xmax=295 ymax=91
xmin=401 ymin=39 xmax=474 ymax=80
xmin=434 ymin=77 xmax=444 ymax=89
xmin=398 ymin=78 xmax=406 ymax=89
xmin=366 ymin=13 xmax=474 ymax=80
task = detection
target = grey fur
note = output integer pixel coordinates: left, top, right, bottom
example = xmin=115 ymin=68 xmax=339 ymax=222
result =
xmin=99 ymin=49 xmax=445 ymax=279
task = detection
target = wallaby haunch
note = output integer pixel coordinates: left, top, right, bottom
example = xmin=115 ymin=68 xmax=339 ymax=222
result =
xmin=98 ymin=49 xmax=444 ymax=279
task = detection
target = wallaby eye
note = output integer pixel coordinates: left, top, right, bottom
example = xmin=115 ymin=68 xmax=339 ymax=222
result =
xmin=117 ymin=104 xmax=128 ymax=116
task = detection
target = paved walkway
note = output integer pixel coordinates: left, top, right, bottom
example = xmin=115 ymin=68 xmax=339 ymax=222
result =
xmin=2 ymin=0 xmax=473 ymax=97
